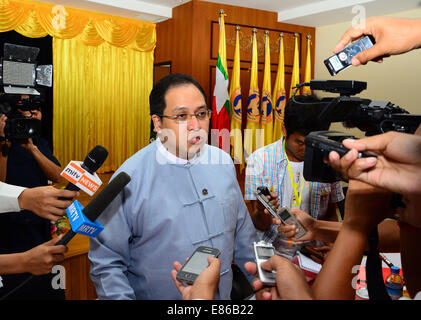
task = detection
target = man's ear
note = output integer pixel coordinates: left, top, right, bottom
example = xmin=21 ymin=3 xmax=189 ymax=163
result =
xmin=151 ymin=115 xmax=162 ymax=133
xmin=282 ymin=124 xmax=287 ymax=137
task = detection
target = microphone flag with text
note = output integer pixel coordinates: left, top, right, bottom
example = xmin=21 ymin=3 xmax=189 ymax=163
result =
xmin=56 ymin=171 xmax=131 ymax=246
xmin=60 ymin=145 xmax=108 ymax=196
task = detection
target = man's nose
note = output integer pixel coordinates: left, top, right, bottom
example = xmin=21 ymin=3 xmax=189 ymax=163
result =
xmin=187 ymin=115 xmax=201 ymax=130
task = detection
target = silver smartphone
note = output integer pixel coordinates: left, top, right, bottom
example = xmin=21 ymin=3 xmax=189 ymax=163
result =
xmin=278 ymin=206 xmax=307 ymax=239
xmin=176 ymin=246 xmax=221 ymax=284
xmin=253 ymin=241 xmax=276 ymax=286
xmin=324 ymin=35 xmax=375 ymax=76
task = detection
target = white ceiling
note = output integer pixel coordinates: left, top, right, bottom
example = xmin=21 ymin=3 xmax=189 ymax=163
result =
xmin=39 ymin=0 xmax=421 ymax=26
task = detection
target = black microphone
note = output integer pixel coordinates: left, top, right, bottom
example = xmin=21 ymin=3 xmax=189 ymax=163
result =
xmin=64 ymin=145 xmax=109 ymax=192
xmin=57 ymin=171 xmax=131 ymax=246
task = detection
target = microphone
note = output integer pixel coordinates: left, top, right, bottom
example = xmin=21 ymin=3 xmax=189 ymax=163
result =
xmin=56 ymin=171 xmax=131 ymax=246
xmin=60 ymin=145 xmax=108 ymax=199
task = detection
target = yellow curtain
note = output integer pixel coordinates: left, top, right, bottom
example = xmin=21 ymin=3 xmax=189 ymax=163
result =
xmin=53 ymin=38 xmax=153 ymax=172
xmin=0 ymin=0 xmax=156 ymax=51
xmin=0 ymin=0 xmax=156 ymax=172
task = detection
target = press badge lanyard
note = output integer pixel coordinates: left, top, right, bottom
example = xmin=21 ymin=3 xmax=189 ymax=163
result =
xmin=283 ymin=138 xmax=305 ymax=208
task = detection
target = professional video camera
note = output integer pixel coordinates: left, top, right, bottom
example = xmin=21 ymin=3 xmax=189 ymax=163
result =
xmin=0 ymin=43 xmax=52 ymax=140
xmin=299 ymin=80 xmax=421 ymax=183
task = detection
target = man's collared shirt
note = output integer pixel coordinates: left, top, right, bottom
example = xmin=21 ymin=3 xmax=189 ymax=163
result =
xmin=89 ymin=140 xmax=258 ymax=299
xmin=245 ymin=138 xmax=344 ymax=252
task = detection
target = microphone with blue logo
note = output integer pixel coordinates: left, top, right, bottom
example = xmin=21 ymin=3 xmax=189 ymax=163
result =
xmin=56 ymin=171 xmax=131 ymax=246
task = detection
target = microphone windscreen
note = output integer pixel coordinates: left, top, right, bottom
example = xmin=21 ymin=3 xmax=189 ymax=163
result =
xmin=83 ymin=171 xmax=131 ymax=222
xmin=83 ymin=145 xmax=109 ymax=174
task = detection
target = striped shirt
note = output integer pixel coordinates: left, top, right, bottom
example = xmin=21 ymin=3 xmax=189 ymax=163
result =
xmin=245 ymin=138 xmax=344 ymax=251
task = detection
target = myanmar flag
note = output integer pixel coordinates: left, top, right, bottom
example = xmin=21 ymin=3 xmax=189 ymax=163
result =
xmin=211 ymin=11 xmax=230 ymax=152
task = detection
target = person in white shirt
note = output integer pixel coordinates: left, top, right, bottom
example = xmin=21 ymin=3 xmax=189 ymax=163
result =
xmin=0 ymin=181 xmax=78 ymax=220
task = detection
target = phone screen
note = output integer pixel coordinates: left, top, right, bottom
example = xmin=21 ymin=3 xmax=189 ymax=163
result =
xmin=182 ymin=251 xmax=213 ymax=275
xmin=256 ymin=247 xmax=275 ymax=259
xmin=279 ymin=208 xmax=292 ymax=221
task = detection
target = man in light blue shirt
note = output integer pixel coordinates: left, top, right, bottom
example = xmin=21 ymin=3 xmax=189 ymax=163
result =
xmin=89 ymin=73 xmax=258 ymax=299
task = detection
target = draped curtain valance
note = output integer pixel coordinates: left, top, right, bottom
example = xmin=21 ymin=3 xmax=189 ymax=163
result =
xmin=0 ymin=0 xmax=156 ymax=51
xmin=0 ymin=0 xmax=155 ymax=173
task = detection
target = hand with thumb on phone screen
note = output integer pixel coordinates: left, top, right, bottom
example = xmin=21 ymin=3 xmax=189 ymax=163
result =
xmin=171 ymin=256 xmax=221 ymax=300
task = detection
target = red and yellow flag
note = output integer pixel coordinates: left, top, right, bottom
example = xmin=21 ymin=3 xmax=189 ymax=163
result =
xmin=211 ymin=10 xmax=230 ymax=152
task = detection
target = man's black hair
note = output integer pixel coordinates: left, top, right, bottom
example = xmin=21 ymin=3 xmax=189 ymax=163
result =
xmin=149 ymin=73 xmax=206 ymax=116
xmin=284 ymin=95 xmax=330 ymax=137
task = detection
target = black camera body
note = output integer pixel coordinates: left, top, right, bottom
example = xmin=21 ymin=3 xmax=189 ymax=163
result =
xmin=302 ymin=80 xmax=421 ymax=183
xmin=304 ymin=131 xmax=354 ymax=183
xmin=304 ymin=131 xmax=378 ymax=183
xmin=0 ymin=93 xmax=42 ymax=140
xmin=0 ymin=43 xmax=50 ymax=140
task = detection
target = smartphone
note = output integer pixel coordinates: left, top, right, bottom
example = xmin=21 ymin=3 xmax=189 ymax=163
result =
xmin=176 ymin=246 xmax=221 ymax=284
xmin=324 ymin=35 xmax=375 ymax=76
xmin=256 ymin=186 xmax=281 ymax=220
xmin=253 ymin=241 xmax=277 ymax=286
xmin=278 ymin=207 xmax=307 ymax=239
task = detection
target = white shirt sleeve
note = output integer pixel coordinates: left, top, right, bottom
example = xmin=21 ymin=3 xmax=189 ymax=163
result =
xmin=0 ymin=181 xmax=26 ymax=213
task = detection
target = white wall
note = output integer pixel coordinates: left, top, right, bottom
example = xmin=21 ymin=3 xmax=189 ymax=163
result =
xmin=314 ymin=8 xmax=421 ymax=137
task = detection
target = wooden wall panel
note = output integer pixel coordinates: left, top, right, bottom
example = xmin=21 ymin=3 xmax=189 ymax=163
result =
xmin=155 ymin=0 xmax=315 ymax=108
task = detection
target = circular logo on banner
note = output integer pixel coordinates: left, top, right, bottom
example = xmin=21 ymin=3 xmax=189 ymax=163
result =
xmin=261 ymin=93 xmax=273 ymax=124
xmin=275 ymin=92 xmax=286 ymax=122
xmin=247 ymin=89 xmax=260 ymax=123
xmin=231 ymin=89 xmax=242 ymax=123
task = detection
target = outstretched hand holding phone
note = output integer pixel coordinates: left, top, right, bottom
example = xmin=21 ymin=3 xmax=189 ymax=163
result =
xmin=333 ymin=17 xmax=421 ymax=66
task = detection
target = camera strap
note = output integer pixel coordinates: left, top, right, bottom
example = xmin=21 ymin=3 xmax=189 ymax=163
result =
xmin=366 ymin=227 xmax=391 ymax=300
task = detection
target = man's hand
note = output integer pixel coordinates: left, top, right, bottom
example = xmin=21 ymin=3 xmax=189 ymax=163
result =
xmin=245 ymin=255 xmax=313 ymax=300
xmin=252 ymin=191 xmax=279 ymax=231
xmin=329 ymin=130 xmax=421 ymax=229
xmin=18 ymin=186 xmax=79 ymax=221
xmin=20 ymin=236 xmax=67 ymax=275
xmin=0 ymin=114 xmax=7 ymax=137
xmin=328 ymin=132 xmax=421 ymax=196
xmin=333 ymin=17 xmax=421 ymax=66
xmin=18 ymin=138 xmax=36 ymax=153
xmin=275 ymin=209 xmax=317 ymax=242
xmin=171 ymin=257 xmax=220 ymax=300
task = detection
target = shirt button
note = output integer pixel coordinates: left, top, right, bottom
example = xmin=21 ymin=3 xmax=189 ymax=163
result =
xmin=202 ymin=188 xmax=208 ymax=196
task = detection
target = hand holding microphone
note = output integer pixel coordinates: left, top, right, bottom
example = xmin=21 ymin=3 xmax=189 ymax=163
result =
xmin=0 ymin=172 xmax=130 ymax=300
xmin=56 ymin=171 xmax=131 ymax=246
xmin=18 ymin=186 xmax=79 ymax=222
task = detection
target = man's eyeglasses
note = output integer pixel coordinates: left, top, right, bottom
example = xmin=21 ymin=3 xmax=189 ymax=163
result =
xmin=158 ymin=109 xmax=212 ymax=123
